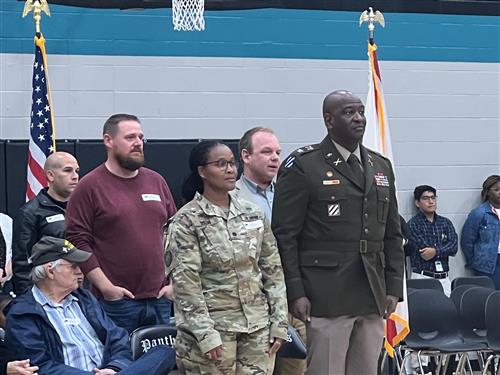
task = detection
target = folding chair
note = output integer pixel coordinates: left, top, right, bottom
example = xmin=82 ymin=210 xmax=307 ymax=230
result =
xmin=130 ymin=324 xmax=177 ymax=360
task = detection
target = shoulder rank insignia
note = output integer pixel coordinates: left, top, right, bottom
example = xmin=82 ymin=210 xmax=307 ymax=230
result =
xmin=294 ymin=144 xmax=318 ymax=156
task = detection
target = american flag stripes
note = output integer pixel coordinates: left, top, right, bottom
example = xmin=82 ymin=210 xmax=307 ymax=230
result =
xmin=26 ymin=35 xmax=56 ymax=201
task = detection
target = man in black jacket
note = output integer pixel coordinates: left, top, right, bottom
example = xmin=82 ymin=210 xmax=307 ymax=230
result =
xmin=12 ymin=151 xmax=79 ymax=295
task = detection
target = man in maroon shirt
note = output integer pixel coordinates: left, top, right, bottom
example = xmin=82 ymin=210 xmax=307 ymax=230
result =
xmin=65 ymin=114 xmax=177 ymax=333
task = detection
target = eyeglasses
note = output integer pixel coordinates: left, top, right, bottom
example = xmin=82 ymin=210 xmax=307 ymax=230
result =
xmin=202 ymin=159 xmax=239 ymax=171
xmin=420 ymin=195 xmax=437 ymax=202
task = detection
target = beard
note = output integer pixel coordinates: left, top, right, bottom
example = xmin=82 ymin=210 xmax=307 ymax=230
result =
xmin=116 ymin=150 xmax=145 ymax=171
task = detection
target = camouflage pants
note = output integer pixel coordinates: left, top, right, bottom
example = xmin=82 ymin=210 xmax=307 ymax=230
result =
xmin=176 ymin=327 xmax=272 ymax=375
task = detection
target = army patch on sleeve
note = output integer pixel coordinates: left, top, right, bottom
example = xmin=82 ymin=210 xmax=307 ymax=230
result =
xmin=284 ymin=156 xmax=295 ymax=168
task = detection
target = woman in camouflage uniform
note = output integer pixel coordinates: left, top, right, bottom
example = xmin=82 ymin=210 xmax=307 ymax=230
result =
xmin=164 ymin=140 xmax=288 ymax=375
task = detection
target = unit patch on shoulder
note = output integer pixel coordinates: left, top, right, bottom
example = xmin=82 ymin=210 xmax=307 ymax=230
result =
xmin=284 ymin=156 xmax=296 ymax=168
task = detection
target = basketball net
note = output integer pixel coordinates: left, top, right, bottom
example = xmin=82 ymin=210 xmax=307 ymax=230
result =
xmin=172 ymin=0 xmax=205 ymax=31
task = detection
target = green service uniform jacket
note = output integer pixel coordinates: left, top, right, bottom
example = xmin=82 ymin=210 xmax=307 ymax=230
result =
xmin=272 ymin=137 xmax=404 ymax=318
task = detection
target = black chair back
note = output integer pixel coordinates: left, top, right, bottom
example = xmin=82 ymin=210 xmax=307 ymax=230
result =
xmin=406 ymin=289 xmax=461 ymax=348
xmin=459 ymin=286 xmax=494 ymax=342
xmin=452 ymin=276 xmax=495 ymax=291
xmin=450 ymin=285 xmax=475 ymax=310
xmin=407 ymin=278 xmax=444 ymax=293
xmin=130 ymin=324 xmax=177 ymax=360
xmin=485 ymin=291 xmax=500 ymax=351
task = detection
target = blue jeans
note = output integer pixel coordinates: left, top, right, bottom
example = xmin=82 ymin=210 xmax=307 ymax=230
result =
xmin=100 ymin=297 xmax=172 ymax=334
xmin=119 ymin=345 xmax=176 ymax=375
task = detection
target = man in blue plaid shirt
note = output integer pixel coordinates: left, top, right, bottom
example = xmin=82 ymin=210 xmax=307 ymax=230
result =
xmin=407 ymin=185 xmax=458 ymax=295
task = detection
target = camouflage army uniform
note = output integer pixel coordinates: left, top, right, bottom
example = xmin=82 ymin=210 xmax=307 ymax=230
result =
xmin=164 ymin=191 xmax=288 ymax=375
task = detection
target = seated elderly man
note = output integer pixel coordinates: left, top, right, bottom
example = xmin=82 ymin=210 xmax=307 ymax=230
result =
xmin=4 ymin=236 xmax=175 ymax=375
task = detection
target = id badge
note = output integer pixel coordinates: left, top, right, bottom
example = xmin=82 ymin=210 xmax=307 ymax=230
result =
xmin=435 ymin=260 xmax=444 ymax=272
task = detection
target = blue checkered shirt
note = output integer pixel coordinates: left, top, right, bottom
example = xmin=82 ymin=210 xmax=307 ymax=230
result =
xmin=32 ymin=285 xmax=104 ymax=371
xmin=407 ymin=212 xmax=458 ymax=272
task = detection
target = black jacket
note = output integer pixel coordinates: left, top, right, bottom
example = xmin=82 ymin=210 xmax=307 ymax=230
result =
xmin=12 ymin=189 xmax=66 ymax=295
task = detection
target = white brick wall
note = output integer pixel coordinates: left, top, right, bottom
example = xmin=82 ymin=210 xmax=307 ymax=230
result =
xmin=1 ymin=53 xmax=499 ymax=278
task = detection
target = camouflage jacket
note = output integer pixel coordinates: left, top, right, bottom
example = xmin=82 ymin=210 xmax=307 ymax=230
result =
xmin=164 ymin=191 xmax=288 ymax=354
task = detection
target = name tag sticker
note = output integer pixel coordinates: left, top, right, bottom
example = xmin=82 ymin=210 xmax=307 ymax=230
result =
xmin=46 ymin=214 xmax=65 ymax=223
xmin=142 ymin=194 xmax=161 ymax=202
xmin=243 ymin=220 xmax=263 ymax=230
xmin=323 ymin=179 xmax=340 ymax=185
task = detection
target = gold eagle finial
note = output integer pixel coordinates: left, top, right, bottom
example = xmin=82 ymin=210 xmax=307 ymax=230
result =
xmin=359 ymin=7 xmax=385 ymax=43
xmin=22 ymin=0 xmax=51 ymax=34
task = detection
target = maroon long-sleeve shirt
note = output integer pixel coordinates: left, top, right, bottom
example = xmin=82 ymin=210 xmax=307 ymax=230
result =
xmin=66 ymin=164 xmax=177 ymax=299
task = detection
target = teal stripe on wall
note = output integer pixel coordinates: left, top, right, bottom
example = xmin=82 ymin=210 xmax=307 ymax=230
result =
xmin=1 ymin=1 xmax=499 ymax=62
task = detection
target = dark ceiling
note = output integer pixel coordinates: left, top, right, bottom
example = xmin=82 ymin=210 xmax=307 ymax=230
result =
xmin=17 ymin=0 xmax=500 ymax=15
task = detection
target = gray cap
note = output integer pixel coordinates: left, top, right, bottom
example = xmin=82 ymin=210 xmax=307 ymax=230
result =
xmin=29 ymin=236 xmax=91 ymax=266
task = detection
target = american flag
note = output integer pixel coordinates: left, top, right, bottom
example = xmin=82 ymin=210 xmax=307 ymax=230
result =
xmin=26 ymin=36 xmax=55 ymax=201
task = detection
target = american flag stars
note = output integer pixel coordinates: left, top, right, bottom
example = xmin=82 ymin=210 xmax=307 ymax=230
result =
xmin=27 ymin=37 xmax=55 ymax=200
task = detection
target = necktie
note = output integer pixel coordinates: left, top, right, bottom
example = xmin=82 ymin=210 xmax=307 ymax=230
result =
xmin=347 ymin=154 xmax=365 ymax=188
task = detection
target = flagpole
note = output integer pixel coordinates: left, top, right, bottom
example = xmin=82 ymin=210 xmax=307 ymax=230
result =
xmin=360 ymin=8 xmax=410 ymax=366
xmin=22 ymin=1 xmax=56 ymax=200
xmin=22 ymin=0 xmax=56 ymax=153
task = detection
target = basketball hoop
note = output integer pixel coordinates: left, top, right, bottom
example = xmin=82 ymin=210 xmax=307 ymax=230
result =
xmin=172 ymin=0 xmax=205 ymax=31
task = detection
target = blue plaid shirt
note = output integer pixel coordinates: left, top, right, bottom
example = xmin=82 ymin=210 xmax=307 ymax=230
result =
xmin=32 ymin=286 xmax=105 ymax=371
xmin=407 ymin=212 xmax=458 ymax=272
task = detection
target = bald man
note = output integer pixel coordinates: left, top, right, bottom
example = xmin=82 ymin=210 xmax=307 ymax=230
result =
xmin=12 ymin=152 xmax=79 ymax=295
xmin=272 ymin=91 xmax=404 ymax=374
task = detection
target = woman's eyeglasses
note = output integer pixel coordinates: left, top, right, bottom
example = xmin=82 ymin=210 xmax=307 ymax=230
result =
xmin=202 ymin=159 xmax=239 ymax=171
